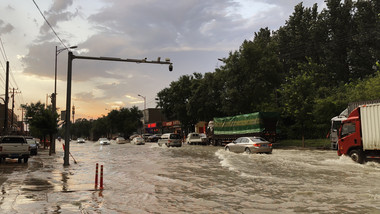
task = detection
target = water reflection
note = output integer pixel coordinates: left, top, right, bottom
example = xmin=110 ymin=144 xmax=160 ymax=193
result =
xmin=61 ymin=171 xmax=69 ymax=192
xmin=1 ymin=142 xmax=380 ymax=213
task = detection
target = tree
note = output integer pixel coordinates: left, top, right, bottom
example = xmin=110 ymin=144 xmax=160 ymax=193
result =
xmin=88 ymin=106 xmax=143 ymax=140
xmin=21 ymin=102 xmax=58 ymax=150
xmin=279 ymin=59 xmax=326 ymax=143
xmin=219 ymin=28 xmax=282 ymax=115
xmin=156 ymin=74 xmax=195 ymax=131
xmin=71 ymin=118 xmax=92 ymax=139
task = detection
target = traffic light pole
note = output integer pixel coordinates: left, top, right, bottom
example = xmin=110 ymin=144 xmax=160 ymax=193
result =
xmin=63 ymin=52 xmax=173 ymax=166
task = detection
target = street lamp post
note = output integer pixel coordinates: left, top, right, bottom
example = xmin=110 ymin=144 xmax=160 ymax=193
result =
xmin=54 ymin=45 xmax=77 ymax=110
xmin=53 ymin=45 xmax=77 ymax=155
xmin=138 ymin=94 xmax=147 ymax=134
xmin=138 ymin=94 xmax=146 ymax=110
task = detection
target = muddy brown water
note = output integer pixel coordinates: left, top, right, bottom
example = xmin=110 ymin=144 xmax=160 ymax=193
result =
xmin=0 ymin=141 xmax=379 ymax=213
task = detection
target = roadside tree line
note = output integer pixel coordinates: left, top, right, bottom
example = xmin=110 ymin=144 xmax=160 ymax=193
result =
xmin=22 ymin=103 xmax=142 ymax=141
xmin=156 ymin=0 xmax=380 ymax=140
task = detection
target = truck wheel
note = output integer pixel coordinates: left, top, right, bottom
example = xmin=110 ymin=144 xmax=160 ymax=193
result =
xmin=225 ymin=146 xmax=230 ymax=152
xmin=245 ymin=148 xmax=252 ymax=154
xmin=349 ymin=149 xmax=364 ymax=164
xmin=24 ymin=157 xmax=28 ymax=163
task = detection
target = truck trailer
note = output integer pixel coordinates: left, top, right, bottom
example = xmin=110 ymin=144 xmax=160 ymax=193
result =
xmin=338 ymin=103 xmax=380 ymax=163
xmin=206 ymin=112 xmax=279 ymax=146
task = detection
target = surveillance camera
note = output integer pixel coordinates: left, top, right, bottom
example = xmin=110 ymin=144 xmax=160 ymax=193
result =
xmin=169 ymin=64 xmax=173 ymax=72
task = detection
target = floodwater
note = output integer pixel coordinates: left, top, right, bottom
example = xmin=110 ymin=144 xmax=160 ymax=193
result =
xmin=1 ymin=141 xmax=380 ymax=213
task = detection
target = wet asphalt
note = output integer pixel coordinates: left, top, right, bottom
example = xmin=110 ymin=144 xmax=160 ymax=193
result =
xmin=0 ymin=146 xmax=95 ymax=213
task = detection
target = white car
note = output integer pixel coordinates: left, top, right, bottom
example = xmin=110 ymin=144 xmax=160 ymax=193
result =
xmin=158 ymin=133 xmax=182 ymax=147
xmin=186 ymin=133 xmax=203 ymax=145
xmin=77 ymin=138 xmax=85 ymax=143
xmin=98 ymin=138 xmax=110 ymax=145
xmin=131 ymin=137 xmax=145 ymax=145
xmin=115 ymin=137 xmax=127 ymax=144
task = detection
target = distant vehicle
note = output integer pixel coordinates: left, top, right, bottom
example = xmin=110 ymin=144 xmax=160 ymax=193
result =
xmin=0 ymin=136 xmax=31 ymax=163
xmin=98 ymin=138 xmax=110 ymax=145
xmin=25 ymin=137 xmax=39 ymax=156
xmin=207 ymin=112 xmax=279 ymax=146
xmin=224 ymin=137 xmax=273 ymax=154
xmin=129 ymin=134 xmax=141 ymax=141
xmin=158 ymin=133 xmax=182 ymax=147
xmin=199 ymin=133 xmax=208 ymax=144
xmin=186 ymin=133 xmax=204 ymax=145
xmin=115 ymin=137 xmax=128 ymax=144
xmin=147 ymin=134 xmax=162 ymax=142
xmin=142 ymin=133 xmax=152 ymax=141
xmin=131 ymin=137 xmax=145 ymax=145
xmin=77 ymin=138 xmax=85 ymax=143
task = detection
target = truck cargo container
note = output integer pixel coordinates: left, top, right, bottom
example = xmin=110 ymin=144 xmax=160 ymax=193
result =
xmin=338 ymin=103 xmax=380 ymax=163
xmin=206 ymin=112 xmax=279 ymax=146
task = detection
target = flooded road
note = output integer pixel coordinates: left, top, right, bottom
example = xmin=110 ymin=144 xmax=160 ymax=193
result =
xmin=1 ymin=141 xmax=380 ymax=213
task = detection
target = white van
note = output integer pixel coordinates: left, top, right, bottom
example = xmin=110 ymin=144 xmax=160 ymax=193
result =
xmin=157 ymin=133 xmax=182 ymax=147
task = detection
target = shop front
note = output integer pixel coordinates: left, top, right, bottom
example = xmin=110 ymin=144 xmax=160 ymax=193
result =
xmin=162 ymin=120 xmax=182 ymax=134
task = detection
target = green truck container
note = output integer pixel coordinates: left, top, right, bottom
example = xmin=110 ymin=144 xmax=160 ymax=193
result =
xmin=207 ymin=112 xmax=279 ymax=146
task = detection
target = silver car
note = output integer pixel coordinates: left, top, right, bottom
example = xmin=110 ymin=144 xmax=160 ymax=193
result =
xmin=131 ymin=137 xmax=145 ymax=145
xmin=225 ymin=137 xmax=272 ymax=154
xmin=158 ymin=133 xmax=182 ymax=147
xmin=77 ymin=138 xmax=85 ymax=143
xmin=98 ymin=138 xmax=110 ymax=145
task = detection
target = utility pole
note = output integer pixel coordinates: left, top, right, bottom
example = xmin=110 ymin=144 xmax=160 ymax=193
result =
xmin=10 ymin=88 xmax=21 ymax=132
xmin=4 ymin=61 xmax=9 ymax=134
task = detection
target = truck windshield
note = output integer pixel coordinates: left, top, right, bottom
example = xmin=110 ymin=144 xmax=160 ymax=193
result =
xmin=341 ymin=122 xmax=356 ymax=137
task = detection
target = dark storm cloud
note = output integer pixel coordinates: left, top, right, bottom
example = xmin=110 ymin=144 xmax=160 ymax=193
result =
xmin=39 ymin=0 xmax=78 ymax=34
xmin=50 ymin=0 xmax=74 ymax=13
xmin=21 ymin=0 xmax=327 ymax=104
xmin=87 ymin=0 xmax=247 ymax=50
xmin=0 ymin=20 xmax=14 ymax=35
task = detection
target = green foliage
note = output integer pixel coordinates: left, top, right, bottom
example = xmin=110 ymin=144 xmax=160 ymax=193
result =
xmin=156 ymin=1 xmax=379 ymax=140
xmin=278 ymin=138 xmax=330 ymax=148
xmin=71 ymin=118 xmax=92 ymax=138
xmin=60 ymin=107 xmax=143 ymax=140
xmin=21 ymin=101 xmax=58 ymax=139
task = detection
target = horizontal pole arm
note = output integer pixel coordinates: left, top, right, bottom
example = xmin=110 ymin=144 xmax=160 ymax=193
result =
xmin=72 ymin=55 xmax=172 ymax=65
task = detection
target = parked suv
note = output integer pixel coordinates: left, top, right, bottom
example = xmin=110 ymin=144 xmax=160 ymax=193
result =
xmin=0 ymin=136 xmax=30 ymax=163
xmin=158 ymin=133 xmax=182 ymax=147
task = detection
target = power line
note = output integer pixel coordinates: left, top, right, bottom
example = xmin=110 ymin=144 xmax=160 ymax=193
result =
xmin=32 ymin=0 xmax=68 ymax=49
xmin=0 ymin=37 xmax=8 ymax=62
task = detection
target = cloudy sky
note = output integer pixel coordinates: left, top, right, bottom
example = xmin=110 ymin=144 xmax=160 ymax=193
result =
xmin=0 ymin=0 xmax=326 ymax=120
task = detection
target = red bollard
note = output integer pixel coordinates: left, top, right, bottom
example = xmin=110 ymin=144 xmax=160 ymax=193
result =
xmin=100 ymin=165 xmax=104 ymax=190
xmin=95 ymin=163 xmax=99 ymax=189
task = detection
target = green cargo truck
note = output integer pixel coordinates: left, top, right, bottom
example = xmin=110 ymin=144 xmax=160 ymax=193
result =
xmin=206 ymin=112 xmax=279 ymax=146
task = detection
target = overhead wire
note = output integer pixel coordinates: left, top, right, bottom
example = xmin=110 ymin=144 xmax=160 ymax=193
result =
xmin=32 ymin=0 xmax=68 ymax=49
xmin=0 ymin=36 xmax=24 ymax=110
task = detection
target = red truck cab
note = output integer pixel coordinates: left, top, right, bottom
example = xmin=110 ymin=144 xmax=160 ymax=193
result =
xmin=337 ymin=108 xmax=361 ymax=157
xmin=338 ymin=104 xmax=380 ymax=163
